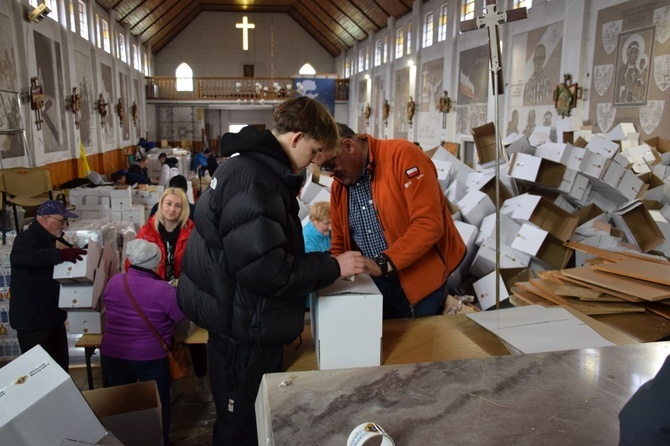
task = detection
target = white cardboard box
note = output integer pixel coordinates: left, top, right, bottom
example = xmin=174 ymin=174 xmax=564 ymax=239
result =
xmin=67 ymin=308 xmax=106 ymax=334
xmin=449 ymin=220 xmax=479 ymax=287
xmin=586 ymin=135 xmax=620 ymax=159
xmin=566 ymin=146 xmax=586 ymax=170
xmin=58 ymin=268 xmax=106 ymax=309
xmin=53 ymin=241 xmax=102 ymax=284
xmin=432 ymin=159 xmax=454 ymax=189
xmin=534 ymin=142 xmax=571 ymax=165
xmin=0 ymin=345 xmax=107 ymax=445
xmin=312 ymin=275 xmax=382 ymax=370
xmin=510 ymin=224 xmax=548 ymax=257
xmin=299 ymin=180 xmax=324 ymax=204
xmin=317 ymin=337 xmax=381 ymax=370
xmin=579 ymin=150 xmax=608 ymax=179
xmin=457 ymin=189 xmax=495 ymax=228
xmin=309 ymin=187 xmax=331 ymax=206
xmin=473 ymin=271 xmax=510 ymax=311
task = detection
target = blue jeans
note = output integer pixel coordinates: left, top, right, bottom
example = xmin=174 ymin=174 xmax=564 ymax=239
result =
xmin=371 ymin=275 xmax=446 ymax=319
xmin=101 ymin=355 xmax=172 ymax=446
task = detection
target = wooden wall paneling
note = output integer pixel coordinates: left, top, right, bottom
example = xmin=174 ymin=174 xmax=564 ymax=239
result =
xmin=44 ymin=148 xmax=128 ymax=188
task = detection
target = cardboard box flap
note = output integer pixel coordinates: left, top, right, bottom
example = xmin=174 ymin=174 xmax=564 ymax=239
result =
xmin=83 ymin=381 xmax=159 ymax=417
xmin=319 ymin=274 xmax=380 ymax=296
xmin=471 ymin=122 xmax=497 ymax=165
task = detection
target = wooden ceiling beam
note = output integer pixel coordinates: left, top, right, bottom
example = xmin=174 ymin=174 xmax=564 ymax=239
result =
xmin=151 ymin=3 xmax=203 ymax=54
xmin=144 ymin=1 xmax=199 ymax=48
xmin=289 ymin=11 xmax=344 ymax=57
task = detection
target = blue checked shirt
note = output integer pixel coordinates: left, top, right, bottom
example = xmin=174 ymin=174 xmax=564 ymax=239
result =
xmin=348 ymin=168 xmax=388 ymax=258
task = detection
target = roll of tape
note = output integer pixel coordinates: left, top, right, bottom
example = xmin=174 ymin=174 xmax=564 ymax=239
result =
xmin=347 ymin=422 xmax=395 ymax=446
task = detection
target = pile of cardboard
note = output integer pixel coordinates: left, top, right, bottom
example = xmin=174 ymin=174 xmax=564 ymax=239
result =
xmin=510 ymin=242 xmax=670 ymax=322
xmin=69 ymin=186 xmax=164 ymax=231
xmin=426 ymin=123 xmax=670 ymax=318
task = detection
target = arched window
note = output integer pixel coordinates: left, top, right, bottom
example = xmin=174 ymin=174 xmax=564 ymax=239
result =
xmin=176 ymin=63 xmax=193 ymax=92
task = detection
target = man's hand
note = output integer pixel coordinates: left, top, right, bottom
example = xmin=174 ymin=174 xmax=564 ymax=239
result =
xmin=334 ymin=251 xmax=364 ymax=278
xmin=363 ymin=256 xmax=394 ymax=277
xmin=59 ymin=248 xmax=87 ymax=263
xmin=363 ymin=257 xmax=382 ymax=276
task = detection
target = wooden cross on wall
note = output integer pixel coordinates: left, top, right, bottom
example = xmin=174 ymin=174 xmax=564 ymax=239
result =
xmin=460 ymin=0 xmax=528 ymax=95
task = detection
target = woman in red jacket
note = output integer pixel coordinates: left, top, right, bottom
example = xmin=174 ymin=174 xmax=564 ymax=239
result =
xmin=132 ymin=187 xmax=193 ymax=281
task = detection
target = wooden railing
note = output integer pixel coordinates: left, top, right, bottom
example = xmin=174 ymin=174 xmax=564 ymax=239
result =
xmin=145 ymin=77 xmax=350 ymax=101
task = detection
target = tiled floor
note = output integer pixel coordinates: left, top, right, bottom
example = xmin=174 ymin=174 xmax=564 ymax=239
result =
xmin=68 ymin=363 xmax=216 ymax=445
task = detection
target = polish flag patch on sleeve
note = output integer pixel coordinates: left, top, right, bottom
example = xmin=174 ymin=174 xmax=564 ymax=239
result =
xmin=405 ymin=166 xmax=420 ymax=178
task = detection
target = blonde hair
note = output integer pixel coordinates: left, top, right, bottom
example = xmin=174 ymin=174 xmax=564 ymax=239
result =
xmin=154 ymin=187 xmax=190 ymax=230
xmin=309 ymin=201 xmax=331 ymax=222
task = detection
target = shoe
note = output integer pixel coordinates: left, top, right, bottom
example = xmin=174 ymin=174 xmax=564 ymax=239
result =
xmin=196 ymin=376 xmax=213 ymax=403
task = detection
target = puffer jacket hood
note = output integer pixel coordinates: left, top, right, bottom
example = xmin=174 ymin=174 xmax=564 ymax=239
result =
xmin=219 ymin=126 xmax=303 ymax=197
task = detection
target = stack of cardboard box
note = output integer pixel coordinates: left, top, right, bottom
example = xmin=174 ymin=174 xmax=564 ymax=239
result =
xmin=55 ymin=241 xmax=117 ymax=336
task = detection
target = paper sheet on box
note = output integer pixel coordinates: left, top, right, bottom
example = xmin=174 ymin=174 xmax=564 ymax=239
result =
xmin=467 ymin=305 xmax=614 ymax=354
xmin=319 ymin=274 xmax=379 ymax=295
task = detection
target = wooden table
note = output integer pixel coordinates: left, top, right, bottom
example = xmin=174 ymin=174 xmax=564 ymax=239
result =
xmin=184 ymin=307 xmax=638 ymax=372
xmin=75 ymin=333 xmax=187 ymax=390
xmin=75 ymin=333 xmax=102 ymax=390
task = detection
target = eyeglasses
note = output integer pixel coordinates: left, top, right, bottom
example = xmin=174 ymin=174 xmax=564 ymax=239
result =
xmin=319 ymin=159 xmax=337 ymax=173
xmin=46 ymin=215 xmax=68 ymax=226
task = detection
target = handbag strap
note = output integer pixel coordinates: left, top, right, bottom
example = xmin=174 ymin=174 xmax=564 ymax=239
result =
xmin=123 ymin=274 xmax=169 ymax=352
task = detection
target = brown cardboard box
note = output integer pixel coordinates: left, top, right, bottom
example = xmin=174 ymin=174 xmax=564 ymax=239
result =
xmin=610 ymin=200 xmax=666 ymax=252
xmin=471 ymin=122 xmax=497 ymax=166
xmin=83 ymin=381 xmax=163 ymax=446
xmin=644 ymin=136 xmax=670 ymax=153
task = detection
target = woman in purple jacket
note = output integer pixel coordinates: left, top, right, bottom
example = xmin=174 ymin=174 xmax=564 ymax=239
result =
xmin=100 ymin=239 xmax=185 ymax=446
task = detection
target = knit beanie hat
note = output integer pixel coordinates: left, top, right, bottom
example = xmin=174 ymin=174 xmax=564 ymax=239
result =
xmin=125 ymin=239 xmax=161 ymax=270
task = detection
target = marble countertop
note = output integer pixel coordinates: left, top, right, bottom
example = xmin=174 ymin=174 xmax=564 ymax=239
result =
xmin=257 ymin=342 xmax=670 ymax=445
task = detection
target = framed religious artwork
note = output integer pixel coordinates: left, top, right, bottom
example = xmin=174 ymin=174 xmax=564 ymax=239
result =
xmin=554 ymin=73 xmax=582 ymax=118
xmin=243 ymin=64 xmax=254 ymax=78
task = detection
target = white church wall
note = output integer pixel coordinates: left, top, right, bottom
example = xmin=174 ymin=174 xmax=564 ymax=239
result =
xmin=153 ymin=13 xmax=335 ymax=79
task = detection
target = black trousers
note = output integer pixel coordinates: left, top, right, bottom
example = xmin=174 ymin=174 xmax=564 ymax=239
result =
xmin=209 ymin=334 xmax=283 ymax=446
xmin=17 ymin=325 xmax=69 ymax=372
xmin=189 ymin=343 xmax=208 ymax=377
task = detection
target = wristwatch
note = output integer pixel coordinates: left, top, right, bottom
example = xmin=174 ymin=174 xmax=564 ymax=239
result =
xmin=374 ymin=254 xmax=389 ymax=277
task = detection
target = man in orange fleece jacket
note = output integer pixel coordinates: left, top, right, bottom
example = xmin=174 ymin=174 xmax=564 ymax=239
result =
xmin=319 ymin=123 xmax=466 ymax=319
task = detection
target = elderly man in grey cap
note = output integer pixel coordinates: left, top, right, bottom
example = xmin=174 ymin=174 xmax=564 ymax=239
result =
xmin=100 ymin=238 xmax=185 ymax=446
xmin=9 ymin=200 xmax=87 ymax=371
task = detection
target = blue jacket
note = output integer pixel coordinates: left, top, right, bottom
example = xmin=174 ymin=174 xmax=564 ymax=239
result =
xmin=303 ymin=221 xmax=331 ymax=253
